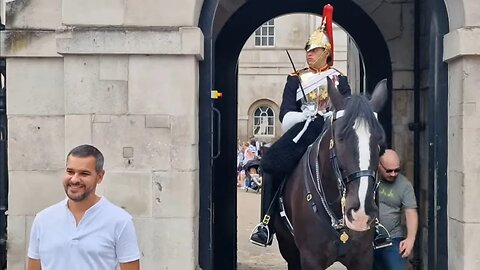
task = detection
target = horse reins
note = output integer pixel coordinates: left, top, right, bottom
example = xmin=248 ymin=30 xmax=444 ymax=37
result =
xmin=305 ymin=110 xmax=379 ymax=244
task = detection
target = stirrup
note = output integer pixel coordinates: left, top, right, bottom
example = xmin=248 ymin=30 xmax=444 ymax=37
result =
xmin=249 ymin=223 xmax=271 ymax=247
xmin=374 ymin=236 xmax=393 ymax=249
xmin=373 ymin=222 xmax=393 ymax=250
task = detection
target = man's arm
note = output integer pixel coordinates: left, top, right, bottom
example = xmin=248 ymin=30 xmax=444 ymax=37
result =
xmin=117 ymin=219 xmax=141 ymax=270
xmin=279 ymin=75 xmax=301 ymax=122
xmin=120 ymin=260 xmax=140 ymax=270
xmin=399 ymin=208 xmax=418 ymax=258
xmin=27 ymin=258 xmax=41 ymax=270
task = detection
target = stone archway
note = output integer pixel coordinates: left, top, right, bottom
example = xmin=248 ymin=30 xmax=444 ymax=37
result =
xmin=199 ymin=1 xmax=393 ymax=269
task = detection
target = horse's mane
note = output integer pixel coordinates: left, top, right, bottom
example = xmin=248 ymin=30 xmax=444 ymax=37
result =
xmin=336 ymin=95 xmax=385 ymax=143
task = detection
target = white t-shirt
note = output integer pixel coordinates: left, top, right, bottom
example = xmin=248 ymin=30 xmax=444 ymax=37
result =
xmin=28 ymin=197 xmax=141 ymax=270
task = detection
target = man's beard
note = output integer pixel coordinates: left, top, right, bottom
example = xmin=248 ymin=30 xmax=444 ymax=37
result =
xmin=65 ymin=184 xmax=93 ymax=202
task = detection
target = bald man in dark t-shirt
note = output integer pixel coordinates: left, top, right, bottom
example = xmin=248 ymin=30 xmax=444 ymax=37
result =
xmin=373 ymin=149 xmax=418 ymax=270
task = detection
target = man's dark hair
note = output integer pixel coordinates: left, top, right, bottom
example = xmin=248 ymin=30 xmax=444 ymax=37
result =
xmin=67 ymin=144 xmax=104 ymax=172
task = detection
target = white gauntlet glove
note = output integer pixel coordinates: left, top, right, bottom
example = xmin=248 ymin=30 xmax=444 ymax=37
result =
xmin=281 ymin=112 xmax=307 ymax=132
xmin=301 ymin=105 xmax=317 ymax=118
xmin=282 ymin=105 xmax=318 ymax=132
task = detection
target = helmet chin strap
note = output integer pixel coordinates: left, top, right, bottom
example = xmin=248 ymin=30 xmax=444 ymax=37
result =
xmin=309 ymin=50 xmax=330 ymax=71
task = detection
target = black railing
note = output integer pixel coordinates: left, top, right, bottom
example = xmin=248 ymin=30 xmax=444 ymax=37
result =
xmin=0 ymin=16 xmax=8 ymax=270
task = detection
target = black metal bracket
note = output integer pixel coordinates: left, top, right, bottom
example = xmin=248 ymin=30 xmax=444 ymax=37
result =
xmin=408 ymin=122 xmax=425 ymax=132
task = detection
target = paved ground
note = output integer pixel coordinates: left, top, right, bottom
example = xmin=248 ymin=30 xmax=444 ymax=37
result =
xmin=237 ymin=188 xmax=346 ymax=270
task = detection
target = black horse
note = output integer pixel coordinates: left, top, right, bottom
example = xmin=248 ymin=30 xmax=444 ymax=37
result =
xmin=274 ymin=78 xmax=388 ymax=270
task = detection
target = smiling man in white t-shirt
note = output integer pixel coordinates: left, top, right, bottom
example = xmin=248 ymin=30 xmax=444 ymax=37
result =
xmin=27 ymin=144 xmax=141 ymax=270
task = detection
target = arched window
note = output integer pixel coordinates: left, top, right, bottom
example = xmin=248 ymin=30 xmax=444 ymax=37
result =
xmin=253 ymin=106 xmax=275 ymax=136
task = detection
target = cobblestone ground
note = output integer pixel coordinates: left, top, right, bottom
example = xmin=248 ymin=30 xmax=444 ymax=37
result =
xmin=237 ymin=188 xmax=346 ymax=270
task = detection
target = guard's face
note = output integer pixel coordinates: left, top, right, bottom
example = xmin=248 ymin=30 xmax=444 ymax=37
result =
xmin=63 ymin=156 xmax=104 ymax=202
xmin=306 ymin=47 xmax=328 ymax=68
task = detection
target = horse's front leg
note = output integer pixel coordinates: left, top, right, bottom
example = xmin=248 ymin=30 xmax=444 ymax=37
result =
xmin=274 ymin=217 xmax=302 ymax=270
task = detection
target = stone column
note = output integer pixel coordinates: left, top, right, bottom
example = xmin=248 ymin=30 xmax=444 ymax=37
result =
xmin=1 ymin=1 xmax=64 ymax=269
xmin=443 ymin=1 xmax=480 ymax=267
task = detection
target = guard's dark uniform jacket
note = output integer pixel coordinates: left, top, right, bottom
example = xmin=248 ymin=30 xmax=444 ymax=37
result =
xmin=261 ymin=70 xmax=351 ymax=177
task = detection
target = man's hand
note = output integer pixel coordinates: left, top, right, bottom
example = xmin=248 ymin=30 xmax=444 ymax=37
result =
xmin=301 ymin=103 xmax=317 ymax=117
xmin=399 ymin=237 xmax=414 ymax=258
xmin=27 ymin=258 xmax=41 ymax=270
xmin=281 ymin=111 xmax=308 ymax=132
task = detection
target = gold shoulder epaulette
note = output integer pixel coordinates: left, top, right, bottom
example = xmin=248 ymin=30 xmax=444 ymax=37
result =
xmin=290 ymin=67 xmax=308 ymax=76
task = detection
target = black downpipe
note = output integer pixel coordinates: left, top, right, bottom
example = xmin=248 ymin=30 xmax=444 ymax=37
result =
xmin=429 ymin=1 xmax=449 ymax=270
xmin=0 ymin=17 xmax=7 ymax=270
xmin=198 ymin=0 xmax=217 ymax=269
xmin=409 ymin=0 xmax=423 ymax=268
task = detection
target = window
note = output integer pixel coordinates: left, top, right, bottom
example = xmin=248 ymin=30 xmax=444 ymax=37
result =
xmin=254 ymin=19 xmax=275 ymax=47
xmin=253 ymin=106 xmax=275 ymax=136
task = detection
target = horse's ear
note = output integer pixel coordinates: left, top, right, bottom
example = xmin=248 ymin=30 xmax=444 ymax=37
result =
xmin=369 ymin=79 xmax=388 ymax=112
xmin=327 ymin=77 xmax=345 ymax=111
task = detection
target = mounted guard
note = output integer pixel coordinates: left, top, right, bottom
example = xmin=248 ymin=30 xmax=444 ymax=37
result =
xmin=249 ymin=4 xmax=353 ymax=247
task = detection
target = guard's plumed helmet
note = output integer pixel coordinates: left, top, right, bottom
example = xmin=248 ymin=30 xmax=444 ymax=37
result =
xmin=304 ymin=4 xmax=334 ymax=66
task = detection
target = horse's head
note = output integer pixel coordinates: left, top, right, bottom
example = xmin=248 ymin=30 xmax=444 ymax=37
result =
xmin=327 ymin=78 xmax=388 ymax=232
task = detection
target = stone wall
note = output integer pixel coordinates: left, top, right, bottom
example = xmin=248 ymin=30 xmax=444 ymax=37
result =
xmin=355 ymin=0 xmax=417 ymax=178
xmin=444 ymin=0 xmax=480 ymax=265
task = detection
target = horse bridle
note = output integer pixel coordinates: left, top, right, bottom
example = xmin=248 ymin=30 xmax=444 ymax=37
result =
xmin=306 ymin=110 xmax=380 ymax=235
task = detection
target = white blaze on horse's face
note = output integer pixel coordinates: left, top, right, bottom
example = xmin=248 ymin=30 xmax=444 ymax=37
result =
xmin=345 ymin=118 xmax=371 ymax=232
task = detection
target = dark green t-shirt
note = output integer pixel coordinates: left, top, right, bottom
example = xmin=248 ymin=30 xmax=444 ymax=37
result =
xmin=378 ymin=174 xmax=417 ymax=238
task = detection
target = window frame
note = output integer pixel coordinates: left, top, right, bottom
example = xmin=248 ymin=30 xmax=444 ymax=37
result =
xmin=254 ymin=19 xmax=275 ymax=47
xmin=252 ymin=105 xmax=275 ymax=136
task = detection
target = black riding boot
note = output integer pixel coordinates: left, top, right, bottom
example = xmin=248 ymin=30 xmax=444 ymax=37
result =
xmin=249 ymin=172 xmax=278 ymax=247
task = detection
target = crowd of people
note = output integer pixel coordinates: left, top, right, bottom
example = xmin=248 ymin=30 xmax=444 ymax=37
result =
xmin=236 ymin=137 xmax=269 ymax=191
